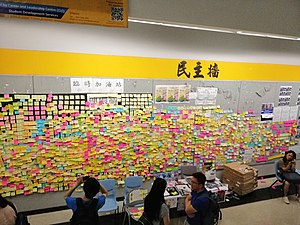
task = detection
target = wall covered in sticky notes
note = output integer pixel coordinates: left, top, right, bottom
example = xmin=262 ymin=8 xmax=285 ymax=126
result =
xmin=0 ymin=93 xmax=297 ymax=197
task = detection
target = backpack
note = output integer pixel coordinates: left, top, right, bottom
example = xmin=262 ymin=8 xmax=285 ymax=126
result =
xmin=7 ymin=201 xmax=30 ymax=225
xmin=200 ymin=195 xmax=222 ymax=225
xmin=70 ymin=198 xmax=99 ymax=225
xmin=138 ymin=213 xmax=153 ymax=225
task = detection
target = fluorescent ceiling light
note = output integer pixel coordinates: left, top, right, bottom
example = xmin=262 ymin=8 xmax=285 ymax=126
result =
xmin=237 ymin=31 xmax=299 ymax=41
xmin=129 ymin=18 xmax=300 ymax=41
xmin=128 ymin=18 xmax=235 ymax=34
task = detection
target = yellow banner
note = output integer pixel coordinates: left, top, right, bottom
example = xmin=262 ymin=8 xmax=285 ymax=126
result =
xmin=0 ymin=0 xmax=128 ymax=27
xmin=0 ymin=48 xmax=300 ymax=81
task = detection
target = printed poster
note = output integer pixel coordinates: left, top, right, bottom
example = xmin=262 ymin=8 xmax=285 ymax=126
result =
xmin=278 ymin=86 xmax=292 ymax=106
xmin=167 ymin=86 xmax=179 ymax=103
xmin=155 ymin=85 xmax=190 ymax=103
xmin=0 ymin=0 xmax=128 ymax=28
xmin=195 ymin=87 xmax=218 ymax=105
xmin=155 ymin=86 xmax=167 ymax=103
xmin=297 ymin=87 xmax=300 ymax=105
xmin=260 ymin=103 xmax=274 ymax=121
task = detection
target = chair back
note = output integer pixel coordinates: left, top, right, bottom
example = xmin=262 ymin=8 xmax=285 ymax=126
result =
xmin=138 ymin=213 xmax=153 ymax=225
xmin=274 ymin=160 xmax=283 ymax=182
xmin=100 ymin=179 xmax=117 ymax=196
xmin=126 ymin=188 xmax=148 ymax=207
xmin=124 ymin=176 xmax=143 ymax=196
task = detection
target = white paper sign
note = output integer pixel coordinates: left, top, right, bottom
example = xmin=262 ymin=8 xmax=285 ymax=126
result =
xmin=196 ymin=87 xmax=218 ymax=105
xmin=273 ymin=106 xmax=282 ymax=122
xmin=70 ymin=78 xmax=83 ymax=93
xmin=289 ymin=106 xmax=299 ymax=120
xmin=281 ymin=106 xmax=290 ymax=122
xmin=71 ymin=78 xmax=124 ymax=93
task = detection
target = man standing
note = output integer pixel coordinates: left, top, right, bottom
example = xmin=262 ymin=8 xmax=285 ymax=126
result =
xmin=185 ymin=172 xmax=209 ymax=225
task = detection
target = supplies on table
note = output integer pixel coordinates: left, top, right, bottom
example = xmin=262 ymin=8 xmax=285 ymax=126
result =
xmin=222 ymin=162 xmax=258 ymax=196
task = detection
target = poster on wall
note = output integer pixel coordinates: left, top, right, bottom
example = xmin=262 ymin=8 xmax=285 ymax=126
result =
xmin=155 ymin=85 xmax=190 ymax=103
xmin=260 ymin=103 xmax=274 ymax=121
xmin=70 ymin=78 xmax=124 ymax=93
xmin=278 ymin=86 xmax=292 ymax=106
xmin=297 ymin=87 xmax=300 ymax=105
xmin=195 ymin=87 xmax=218 ymax=105
xmin=272 ymin=106 xmax=282 ymax=122
xmin=0 ymin=0 xmax=128 ymax=28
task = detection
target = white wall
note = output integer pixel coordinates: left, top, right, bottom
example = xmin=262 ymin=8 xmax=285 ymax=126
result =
xmin=0 ymin=17 xmax=300 ymax=65
xmin=129 ymin=0 xmax=300 ymax=37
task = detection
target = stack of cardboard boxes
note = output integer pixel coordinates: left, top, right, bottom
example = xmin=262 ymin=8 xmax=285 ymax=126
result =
xmin=222 ymin=162 xmax=258 ymax=196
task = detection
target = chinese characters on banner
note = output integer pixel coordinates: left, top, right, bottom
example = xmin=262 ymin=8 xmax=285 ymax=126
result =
xmin=278 ymin=86 xmax=292 ymax=106
xmin=177 ymin=61 xmax=220 ymax=79
xmin=70 ymin=78 xmax=124 ymax=93
xmin=155 ymin=85 xmax=190 ymax=103
xmin=195 ymin=87 xmax=218 ymax=105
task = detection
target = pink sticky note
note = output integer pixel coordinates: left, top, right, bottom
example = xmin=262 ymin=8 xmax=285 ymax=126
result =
xmin=2 ymin=179 xmax=8 ymax=186
xmin=4 ymin=94 xmax=9 ymax=98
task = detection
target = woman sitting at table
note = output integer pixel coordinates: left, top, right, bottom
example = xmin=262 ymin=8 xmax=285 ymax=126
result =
xmin=143 ymin=178 xmax=170 ymax=225
xmin=278 ymin=150 xmax=300 ymax=204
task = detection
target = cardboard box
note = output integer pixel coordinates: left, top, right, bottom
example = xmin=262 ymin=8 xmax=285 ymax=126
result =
xmin=222 ymin=162 xmax=258 ymax=196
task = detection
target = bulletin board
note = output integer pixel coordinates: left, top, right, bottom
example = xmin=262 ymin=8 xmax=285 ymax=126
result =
xmin=0 ymin=93 xmax=297 ymax=197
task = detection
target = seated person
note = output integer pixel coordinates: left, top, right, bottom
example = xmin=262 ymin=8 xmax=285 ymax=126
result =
xmin=143 ymin=178 xmax=170 ymax=225
xmin=0 ymin=195 xmax=17 ymax=225
xmin=278 ymin=150 xmax=300 ymax=204
xmin=64 ymin=176 xmax=108 ymax=225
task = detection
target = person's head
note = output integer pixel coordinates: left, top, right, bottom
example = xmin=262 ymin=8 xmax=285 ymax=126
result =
xmin=144 ymin=178 xmax=167 ymax=221
xmin=83 ymin=177 xmax=100 ymax=199
xmin=0 ymin=195 xmax=8 ymax=208
xmin=283 ymin=150 xmax=296 ymax=162
xmin=191 ymin=172 xmax=206 ymax=192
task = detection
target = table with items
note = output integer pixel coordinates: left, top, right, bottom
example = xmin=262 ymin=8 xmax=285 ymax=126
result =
xmin=164 ymin=178 xmax=229 ymax=210
xmin=126 ymin=177 xmax=228 ymax=222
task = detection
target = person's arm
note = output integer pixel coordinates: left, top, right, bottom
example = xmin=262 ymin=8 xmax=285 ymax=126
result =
xmin=161 ymin=203 xmax=170 ymax=225
xmin=163 ymin=214 xmax=170 ymax=225
xmin=279 ymin=160 xmax=292 ymax=172
xmin=290 ymin=160 xmax=296 ymax=172
xmin=99 ymin=183 xmax=108 ymax=196
xmin=185 ymin=193 xmax=197 ymax=216
xmin=64 ymin=177 xmax=83 ymax=199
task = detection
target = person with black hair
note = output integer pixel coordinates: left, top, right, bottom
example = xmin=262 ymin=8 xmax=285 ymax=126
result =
xmin=64 ymin=176 xmax=108 ymax=225
xmin=0 ymin=195 xmax=17 ymax=225
xmin=184 ymin=172 xmax=209 ymax=225
xmin=143 ymin=178 xmax=170 ymax=225
xmin=278 ymin=150 xmax=300 ymax=204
